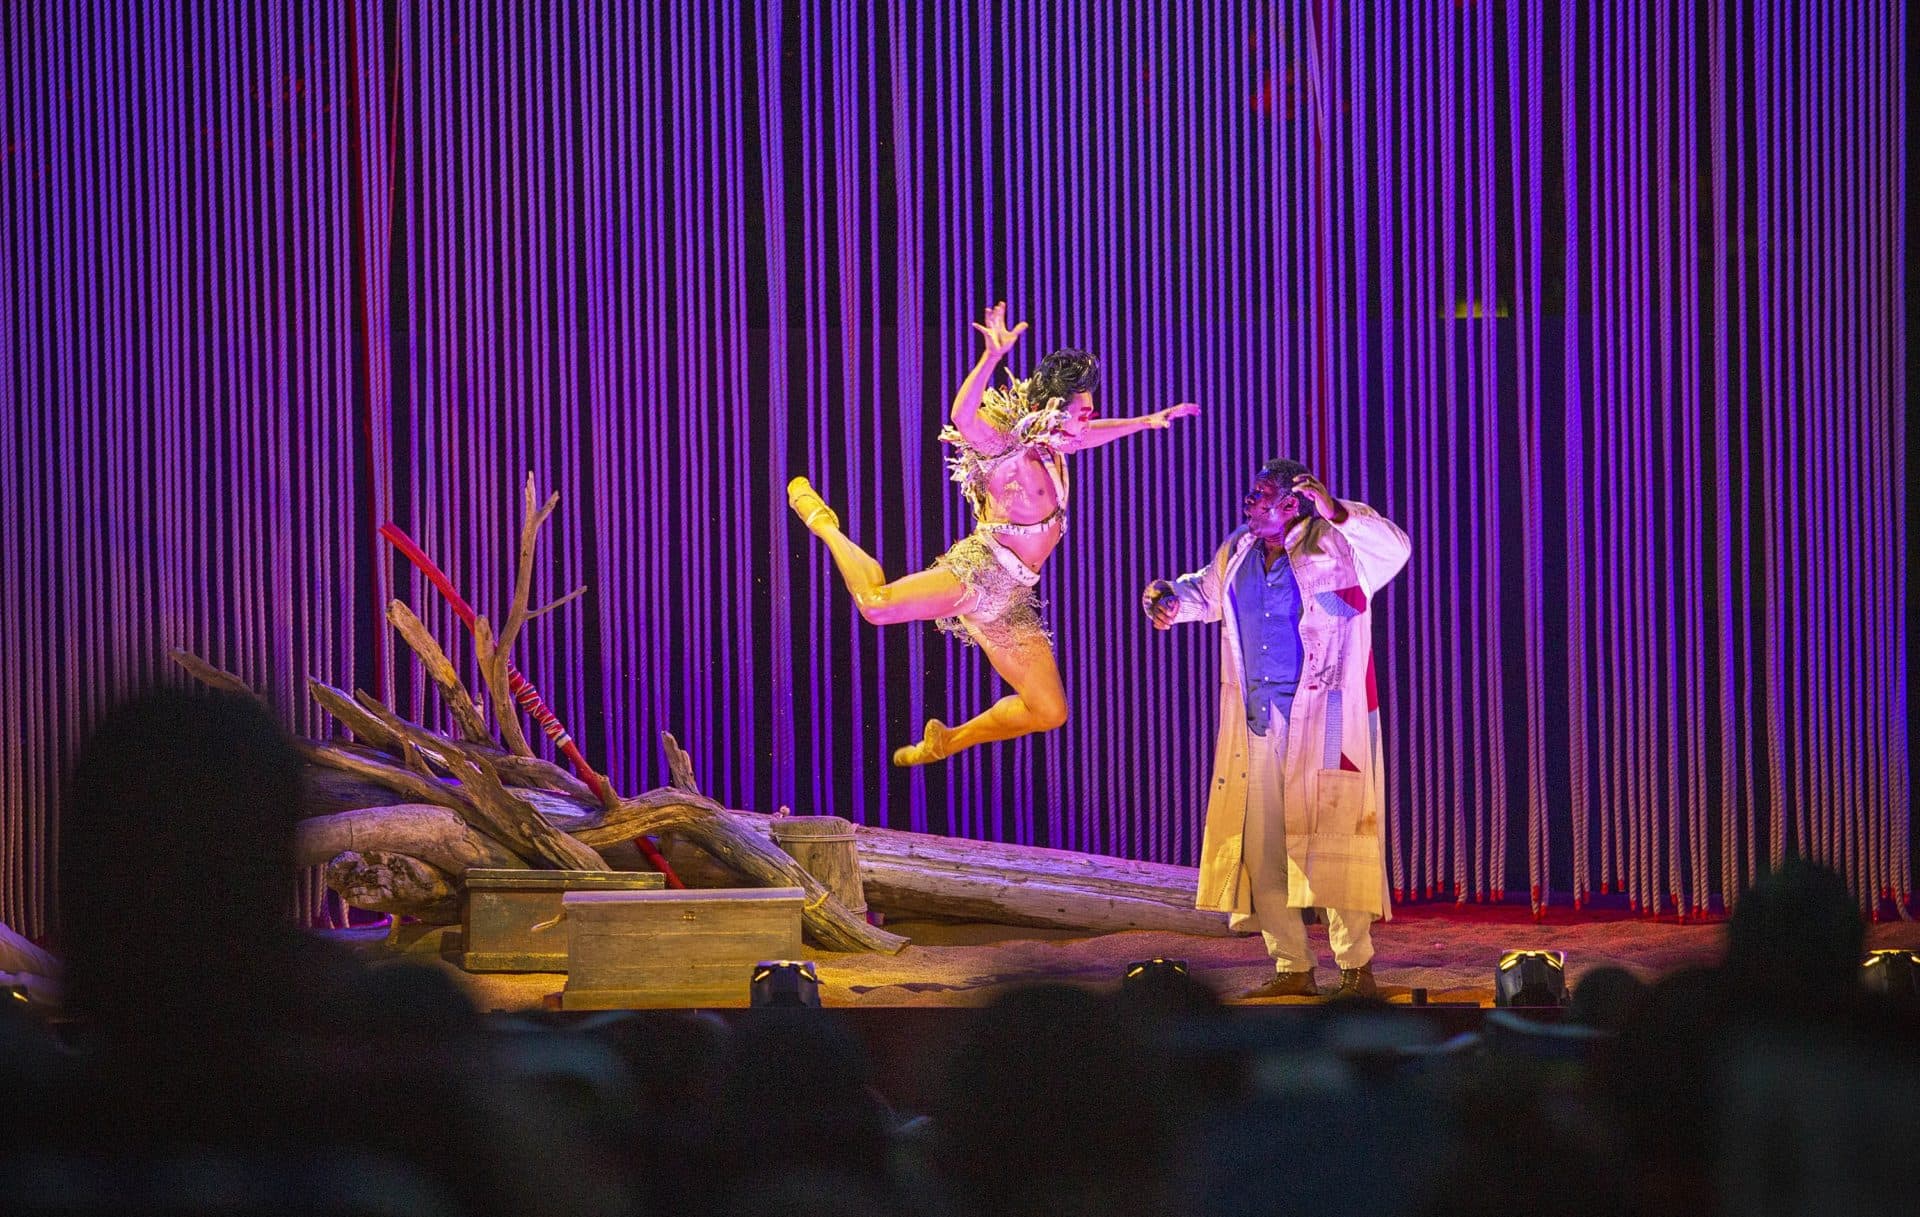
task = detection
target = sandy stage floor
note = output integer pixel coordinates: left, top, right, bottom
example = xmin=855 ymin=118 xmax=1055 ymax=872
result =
xmin=350 ymin=904 xmax=1920 ymax=1010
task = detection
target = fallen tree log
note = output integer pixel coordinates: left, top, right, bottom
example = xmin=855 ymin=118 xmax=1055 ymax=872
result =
xmin=858 ymin=862 xmax=1228 ymax=936
xmin=667 ymin=809 xmax=1232 ymax=937
xmin=856 ymin=841 xmax=1228 ymax=934
xmin=306 ymin=788 xmax=1221 ymax=940
xmin=297 ymin=805 xmax=527 ymax=874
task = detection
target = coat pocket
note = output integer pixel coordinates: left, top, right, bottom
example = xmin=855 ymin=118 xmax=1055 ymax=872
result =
xmin=1312 ymin=768 xmax=1368 ymax=836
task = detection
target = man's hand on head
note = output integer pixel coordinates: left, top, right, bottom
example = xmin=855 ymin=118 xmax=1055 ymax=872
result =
xmin=1291 ymin=474 xmax=1348 ymax=523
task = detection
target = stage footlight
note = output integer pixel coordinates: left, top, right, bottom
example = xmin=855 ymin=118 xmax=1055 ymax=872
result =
xmin=1860 ymin=949 xmax=1920 ymax=998
xmin=1494 ymin=950 xmax=1569 ymax=1007
xmin=750 ymin=960 xmax=822 ymax=1008
xmin=1122 ymin=958 xmax=1191 ymax=993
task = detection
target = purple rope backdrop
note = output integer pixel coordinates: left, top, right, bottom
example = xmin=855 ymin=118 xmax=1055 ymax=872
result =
xmin=0 ymin=1 xmax=1910 ymax=939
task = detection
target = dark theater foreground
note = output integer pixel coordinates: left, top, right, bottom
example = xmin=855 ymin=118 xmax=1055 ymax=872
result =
xmin=1 ymin=3 xmax=1913 ymax=1216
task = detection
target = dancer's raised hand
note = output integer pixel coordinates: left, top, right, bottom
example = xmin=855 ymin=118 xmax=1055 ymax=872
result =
xmin=1146 ymin=401 xmax=1201 ymax=429
xmin=972 ymin=301 xmax=1028 ymax=360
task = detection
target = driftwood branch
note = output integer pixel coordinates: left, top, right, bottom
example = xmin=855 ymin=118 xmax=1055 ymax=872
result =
xmin=661 ymin=731 xmax=701 ymax=796
xmin=347 ymin=692 xmax=600 ymax=811
xmin=437 ymin=748 xmax=608 ymax=871
xmin=496 ymin=475 xmax=562 ymax=666
xmin=386 ymin=599 xmax=492 ymax=744
xmin=471 ymin=475 xmax=563 ymax=760
xmin=400 ymin=739 xmax=433 ymax=779
xmin=528 ymin=585 xmax=587 ymax=621
xmin=308 ymin=680 xmax=399 ymax=750
xmin=472 ymin=618 xmax=534 ymax=759
xmin=489 ymin=754 xmax=598 ymax=804
xmin=168 ymin=649 xmax=257 ymax=698
xmin=305 ymin=679 xmax=593 ymax=803
xmin=303 ymin=741 xmax=472 ymax=814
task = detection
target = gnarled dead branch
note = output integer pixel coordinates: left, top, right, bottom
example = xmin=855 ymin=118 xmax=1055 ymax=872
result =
xmin=385 ymin=599 xmax=492 ymax=744
xmin=435 ymin=747 xmax=608 ymax=871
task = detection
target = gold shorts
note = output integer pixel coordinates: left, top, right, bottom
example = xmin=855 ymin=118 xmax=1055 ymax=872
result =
xmin=932 ymin=530 xmax=1049 ymax=650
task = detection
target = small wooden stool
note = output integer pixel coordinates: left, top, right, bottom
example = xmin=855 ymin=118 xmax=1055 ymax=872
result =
xmin=771 ymin=814 xmax=866 ymax=918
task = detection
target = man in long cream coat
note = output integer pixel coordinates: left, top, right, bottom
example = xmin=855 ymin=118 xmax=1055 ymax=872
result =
xmin=1144 ymin=458 xmax=1410 ymax=998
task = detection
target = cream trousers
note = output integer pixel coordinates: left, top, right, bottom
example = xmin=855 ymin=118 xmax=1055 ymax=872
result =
xmin=1242 ymin=703 xmax=1376 ymax=972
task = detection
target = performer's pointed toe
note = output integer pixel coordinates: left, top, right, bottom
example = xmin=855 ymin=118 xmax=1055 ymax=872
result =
xmin=892 ymin=718 xmax=954 ymax=767
xmin=786 ymin=475 xmax=840 ymax=532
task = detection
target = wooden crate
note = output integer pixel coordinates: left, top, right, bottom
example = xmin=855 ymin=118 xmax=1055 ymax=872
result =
xmin=560 ymin=887 xmax=805 ymax=1010
xmin=463 ymin=868 xmax=665 ymax=973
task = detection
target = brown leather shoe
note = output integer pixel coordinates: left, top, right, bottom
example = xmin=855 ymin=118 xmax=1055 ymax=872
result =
xmin=1240 ymin=969 xmax=1320 ymax=999
xmin=1335 ymin=964 xmax=1379 ymax=998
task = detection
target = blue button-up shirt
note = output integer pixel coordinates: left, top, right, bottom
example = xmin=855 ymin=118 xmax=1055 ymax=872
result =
xmin=1233 ymin=542 xmax=1305 ymax=735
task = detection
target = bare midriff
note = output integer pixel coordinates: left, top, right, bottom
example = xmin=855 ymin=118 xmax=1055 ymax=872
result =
xmin=975 ymin=448 xmax=1068 ymax=571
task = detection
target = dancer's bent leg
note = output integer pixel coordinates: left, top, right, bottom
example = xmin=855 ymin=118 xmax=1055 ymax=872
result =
xmin=789 ymin=476 xmax=971 ymax=625
xmin=893 ymin=627 xmax=1068 ymax=766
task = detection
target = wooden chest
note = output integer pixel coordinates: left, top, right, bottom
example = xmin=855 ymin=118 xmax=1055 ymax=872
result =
xmin=462 ymin=868 xmax=666 ymax=972
xmin=560 ymin=887 xmax=805 ymax=1009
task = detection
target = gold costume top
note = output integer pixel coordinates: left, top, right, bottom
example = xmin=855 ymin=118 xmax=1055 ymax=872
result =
xmin=936 ymin=378 xmax=1072 ymax=530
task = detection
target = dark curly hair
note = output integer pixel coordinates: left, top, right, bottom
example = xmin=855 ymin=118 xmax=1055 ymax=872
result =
xmin=1258 ymin=457 xmax=1310 ymax=486
xmin=1026 ymin=348 xmax=1100 ymax=408
xmin=1257 ymin=457 xmax=1318 ymax=519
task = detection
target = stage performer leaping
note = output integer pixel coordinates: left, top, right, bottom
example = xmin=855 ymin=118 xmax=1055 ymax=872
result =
xmin=788 ymin=302 xmax=1199 ymax=766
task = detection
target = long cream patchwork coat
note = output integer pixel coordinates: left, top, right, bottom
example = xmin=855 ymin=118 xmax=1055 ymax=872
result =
xmin=1165 ymin=502 xmax=1411 ymax=921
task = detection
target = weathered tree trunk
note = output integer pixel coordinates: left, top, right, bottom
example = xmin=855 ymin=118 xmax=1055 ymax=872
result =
xmin=670 ymin=809 xmax=1230 ymax=937
xmin=858 ymin=866 xmax=1229 ymax=936
xmin=325 ymin=850 xmax=462 ymax=923
xmin=304 ymin=767 xmax=415 ymax=816
xmin=297 ymin=804 xmax=527 ymax=874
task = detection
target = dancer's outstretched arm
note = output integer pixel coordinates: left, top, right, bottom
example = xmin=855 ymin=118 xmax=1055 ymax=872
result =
xmin=950 ymin=301 xmax=1027 ymax=447
xmin=1062 ymin=401 xmax=1201 ymax=451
